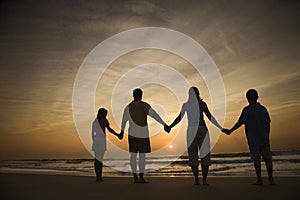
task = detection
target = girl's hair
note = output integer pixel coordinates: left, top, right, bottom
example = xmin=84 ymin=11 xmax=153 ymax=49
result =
xmin=97 ymin=108 xmax=107 ymax=122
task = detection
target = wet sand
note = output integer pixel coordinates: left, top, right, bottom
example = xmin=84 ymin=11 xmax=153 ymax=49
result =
xmin=1 ymin=173 xmax=299 ymax=200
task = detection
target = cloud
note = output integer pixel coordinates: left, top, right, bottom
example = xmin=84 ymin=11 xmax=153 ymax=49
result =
xmin=0 ymin=0 xmax=299 ymax=157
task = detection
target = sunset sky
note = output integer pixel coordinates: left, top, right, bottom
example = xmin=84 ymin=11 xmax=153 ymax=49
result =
xmin=0 ymin=0 xmax=299 ymax=159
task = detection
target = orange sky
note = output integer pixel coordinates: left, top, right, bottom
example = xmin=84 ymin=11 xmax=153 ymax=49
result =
xmin=0 ymin=0 xmax=299 ymax=159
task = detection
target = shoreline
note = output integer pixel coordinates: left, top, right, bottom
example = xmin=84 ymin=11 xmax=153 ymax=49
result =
xmin=1 ymin=170 xmax=300 ymax=178
xmin=1 ymin=150 xmax=299 ymax=179
xmin=1 ymin=149 xmax=298 ymax=161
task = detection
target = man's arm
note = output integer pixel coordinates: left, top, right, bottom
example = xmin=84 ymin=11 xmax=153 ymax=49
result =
xmin=121 ymin=106 xmax=129 ymax=132
xmin=118 ymin=106 xmax=129 ymax=139
xmin=149 ymin=108 xmax=165 ymax=126
xmin=148 ymin=108 xmax=171 ymax=133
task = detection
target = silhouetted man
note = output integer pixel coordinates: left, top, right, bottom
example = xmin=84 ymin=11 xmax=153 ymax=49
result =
xmin=120 ymin=88 xmax=168 ymax=183
xmin=223 ymin=89 xmax=275 ymax=185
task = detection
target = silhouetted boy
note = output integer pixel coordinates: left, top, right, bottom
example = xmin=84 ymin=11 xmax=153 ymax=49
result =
xmin=222 ymin=89 xmax=275 ymax=185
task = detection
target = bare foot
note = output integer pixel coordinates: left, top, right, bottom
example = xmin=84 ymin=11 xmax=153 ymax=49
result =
xmin=203 ymin=181 xmax=209 ymax=186
xmin=133 ymin=179 xmax=139 ymax=184
xmin=252 ymin=181 xmax=263 ymax=186
xmin=139 ymin=178 xmax=149 ymax=184
xmin=268 ymin=178 xmax=276 ymax=186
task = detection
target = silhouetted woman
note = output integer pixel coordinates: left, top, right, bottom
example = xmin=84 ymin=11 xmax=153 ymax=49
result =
xmin=169 ymin=87 xmax=222 ymax=185
xmin=92 ymin=108 xmax=120 ymax=182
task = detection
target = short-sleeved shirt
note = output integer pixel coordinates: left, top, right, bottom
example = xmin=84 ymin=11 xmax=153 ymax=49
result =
xmin=92 ymin=118 xmax=108 ymax=151
xmin=121 ymin=100 xmax=165 ymax=139
xmin=238 ymin=102 xmax=271 ymax=146
xmin=121 ymin=100 xmax=151 ymax=139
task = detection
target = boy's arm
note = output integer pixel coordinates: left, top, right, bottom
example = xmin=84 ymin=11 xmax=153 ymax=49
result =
xmin=227 ymin=121 xmax=243 ymax=135
xmin=267 ymin=122 xmax=270 ymax=134
xmin=266 ymin=108 xmax=271 ymax=133
xmin=228 ymin=108 xmax=247 ymax=134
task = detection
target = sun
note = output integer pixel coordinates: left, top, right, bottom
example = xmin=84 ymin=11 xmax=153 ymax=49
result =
xmin=169 ymin=144 xmax=174 ymax=149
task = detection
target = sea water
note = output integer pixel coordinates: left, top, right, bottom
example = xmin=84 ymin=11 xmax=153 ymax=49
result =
xmin=1 ymin=151 xmax=299 ymax=177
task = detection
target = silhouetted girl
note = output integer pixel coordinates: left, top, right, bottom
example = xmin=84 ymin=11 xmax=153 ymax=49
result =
xmin=92 ymin=108 xmax=120 ymax=182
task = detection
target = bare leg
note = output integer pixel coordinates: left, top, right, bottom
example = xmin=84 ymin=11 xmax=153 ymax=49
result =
xmin=201 ymin=164 xmax=209 ymax=185
xmin=94 ymin=159 xmax=103 ymax=182
xmin=139 ymin=153 xmax=146 ymax=173
xmin=130 ymin=153 xmax=137 ymax=173
xmin=130 ymin=153 xmax=138 ymax=183
xmin=191 ymin=166 xmax=199 ymax=185
xmin=94 ymin=158 xmax=99 ymax=181
xmin=253 ymin=160 xmax=263 ymax=185
xmin=99 ymin=162 xmax=103 ymax=181
xmin=265 ymin=160 xmax=275 ymax=185
xmin=138 ymin=153 xmax=149 ymax=183
xmin=132 ymin=173 xmax=138 ymax=183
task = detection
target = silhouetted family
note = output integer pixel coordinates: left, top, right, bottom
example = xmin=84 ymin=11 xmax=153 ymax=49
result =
xmin=92 ymin=87 xmax=275 ymax=186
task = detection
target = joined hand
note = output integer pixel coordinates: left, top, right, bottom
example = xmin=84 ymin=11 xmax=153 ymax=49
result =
xmin=222 ymin=128 xmax=231 ymax=135
xmin=164 ymin=124 xmax=171 ymax=133
xmin=118 ymin=131 xmax=124 ymax=140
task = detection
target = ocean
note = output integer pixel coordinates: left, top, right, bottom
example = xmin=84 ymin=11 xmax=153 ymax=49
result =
xmin=1 ymin=151 xmax=299 ymax=177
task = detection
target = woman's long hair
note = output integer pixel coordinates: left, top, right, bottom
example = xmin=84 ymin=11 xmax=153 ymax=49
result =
xmin=188 ymin=86 xmax=202 ymax=102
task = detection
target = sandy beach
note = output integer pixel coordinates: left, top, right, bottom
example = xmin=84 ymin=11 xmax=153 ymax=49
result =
xmin=1 ymin=173 xmax=299 ymax=200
